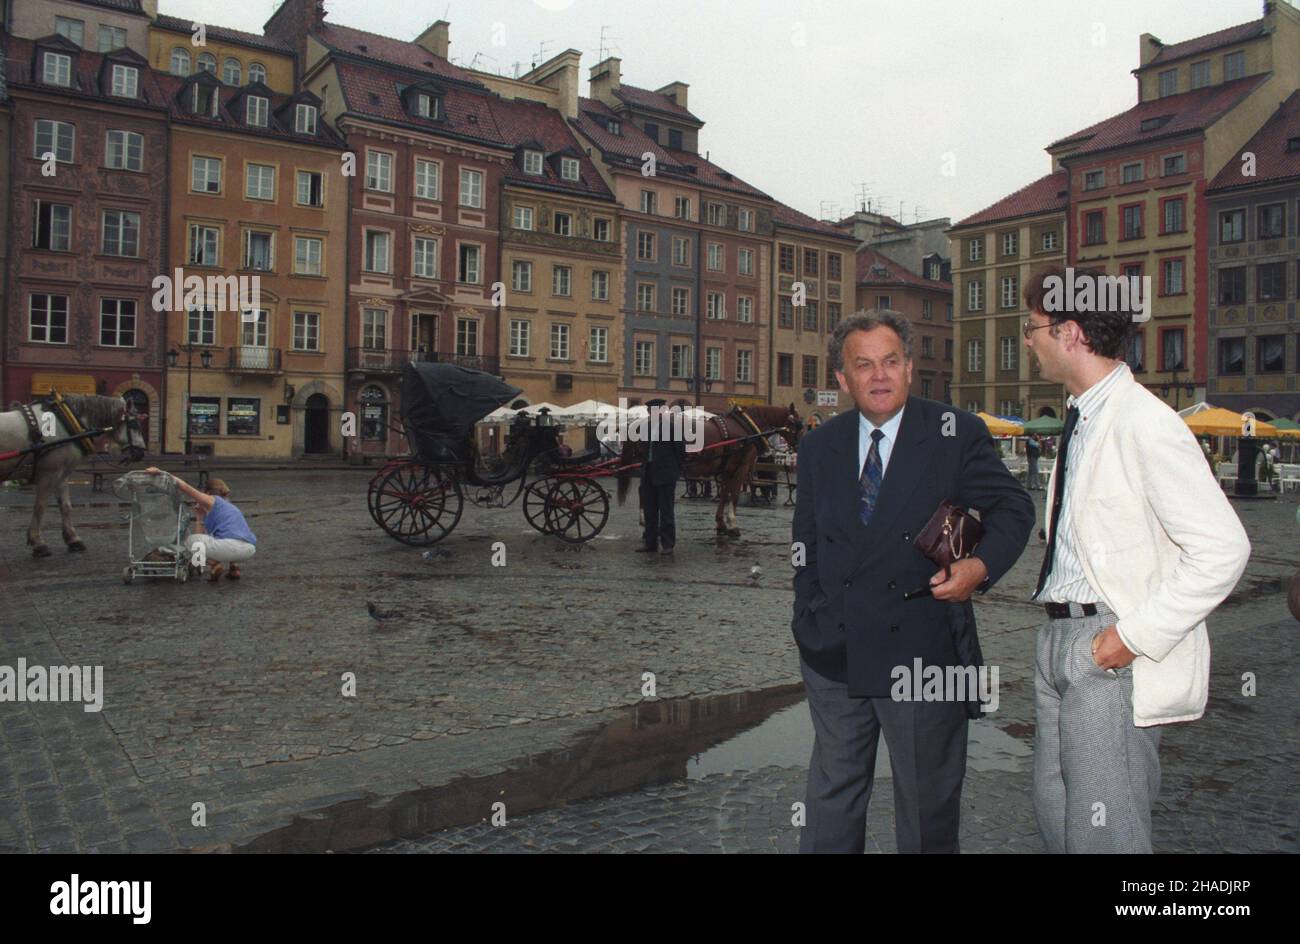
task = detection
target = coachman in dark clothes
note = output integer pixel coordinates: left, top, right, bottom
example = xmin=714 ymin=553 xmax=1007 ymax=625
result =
xmin=636 ymin=399 xmax=687 ymax=556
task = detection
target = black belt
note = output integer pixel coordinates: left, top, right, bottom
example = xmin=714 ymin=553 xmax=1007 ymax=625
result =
xmin=1044 ymin=602 xmax=1098 ymax=619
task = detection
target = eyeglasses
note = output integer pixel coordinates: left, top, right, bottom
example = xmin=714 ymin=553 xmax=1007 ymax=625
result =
xmin=1022 ymin=320 xmax=1055 ymax=340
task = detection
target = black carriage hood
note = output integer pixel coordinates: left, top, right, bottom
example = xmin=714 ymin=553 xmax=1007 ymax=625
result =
xmin=400 ymin=362 xmax=523 ymax=440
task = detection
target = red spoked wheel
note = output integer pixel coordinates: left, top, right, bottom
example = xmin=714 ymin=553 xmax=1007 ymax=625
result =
xmin=367 ymin=459 xmax=410 ymax=527
xmin=543 ymin=475 xmax=609 ymax=544
xmin=522 ymin=479 xmax=555 ymax=535
xmin=373 ymin=462 xmax=463 ymax=546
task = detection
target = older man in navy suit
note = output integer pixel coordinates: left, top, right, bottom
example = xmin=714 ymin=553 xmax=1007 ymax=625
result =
xmin=791 ymin=310 xmax=1033 ymax=853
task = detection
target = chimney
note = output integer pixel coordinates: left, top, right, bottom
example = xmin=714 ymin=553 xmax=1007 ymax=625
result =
xmin=656 ymin=81 xmax=688 ymax=110
xmin=589 ymin=56 xmax=621 ymax=107
xmin=1138 ymin=32 xmax=1164 ymax=68
xmin=266 ymin=0 xmax=327 ymax=66
xmin=415 ymin=20 xmax=450 ymax=60
xmin=525 ymin=50 xmax=582 ymax=119
xmin=140 ymin=0 xmax=159 ymax=18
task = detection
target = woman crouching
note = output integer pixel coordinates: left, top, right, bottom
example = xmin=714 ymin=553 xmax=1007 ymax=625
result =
xmin=146 ymin=468 xmax=256 ymax=581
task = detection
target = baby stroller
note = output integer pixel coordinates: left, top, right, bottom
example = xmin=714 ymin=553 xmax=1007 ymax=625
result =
xmin=113 ymin=471 xmax=191 ymax=584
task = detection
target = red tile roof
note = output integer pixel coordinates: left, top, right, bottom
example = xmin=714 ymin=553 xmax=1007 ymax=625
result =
xmin=332 ymin=59 xmax=508 ymax=147
xmin=154 ymin=71 xmax=347 ymax=147
xmin=613 ymin=83 xmax=701 ymax=124
xmin=487 ymin=95 xmax=613 ymax=199
xmin=953 ymin=170 xmax=1068 ymax=228
xmin=772 ymin=202 xmax=856 ymax=241
xmin=313 ymin=22 xmax=477 ymax=85
xmin=5 ymin=37 xmax=168 ymax=113
xmin=661 ymin=146 xmax=770 ymax=199
xmin=1144 ymin=19 xmax=1268 ymax=67
xmin=154 ymin=14 xmax=293 ymax=55
xmin=1050 ymin=74 xmax=1268 ymax=157
xmin=575 ymin=96 xmax=678 ymax=167
xmin=1208 ymin=90 xmax=1300 ymax=191
xmin=67 ymin=0 xmax=145 ymax=11
xmin=855 ymin=247 xmax=951 ymax=290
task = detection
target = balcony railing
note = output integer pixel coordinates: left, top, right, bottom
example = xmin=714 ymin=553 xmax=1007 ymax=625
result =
xmin=226 ymin=346 xmax=282 ymax=372
xmin=346 ymin=348 xmax=500 ymax=376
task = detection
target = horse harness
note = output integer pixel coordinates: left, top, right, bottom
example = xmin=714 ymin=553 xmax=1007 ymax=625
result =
xmin=711 ymin=406 xmax=775 ymax=459
xmin=3 ymin=393 xmax=100 ymax=484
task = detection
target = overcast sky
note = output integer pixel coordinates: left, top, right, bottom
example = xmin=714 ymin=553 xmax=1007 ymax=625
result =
xmin=164 ymin=0 xmax=1270 ymax=225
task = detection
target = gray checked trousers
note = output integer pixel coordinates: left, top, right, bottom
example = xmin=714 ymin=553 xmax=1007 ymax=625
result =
xmin=1033 ymin=602 xmax=1162 ymax=853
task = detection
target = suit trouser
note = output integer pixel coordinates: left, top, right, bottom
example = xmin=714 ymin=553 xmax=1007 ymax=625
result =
xmin=641 ymin=480 xmax=677 ymax=550
xmin=799 ymin=657 xmax=968 ymax=853
xmin=1033 ymin=601 xmax=1162 ymax=853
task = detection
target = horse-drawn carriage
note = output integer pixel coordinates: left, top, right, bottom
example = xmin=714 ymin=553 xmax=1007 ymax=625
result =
xmin=367 ymin=362 xmax=622 ymax=545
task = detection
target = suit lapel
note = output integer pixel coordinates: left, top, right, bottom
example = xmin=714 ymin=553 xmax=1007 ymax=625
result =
xmin=826 ymin=408 xmax=863 ymax=539
xmin=1063 ymin=369 xmax=1134 ymax=514
xmin=861 ymin=399 xmax=933 ymax=543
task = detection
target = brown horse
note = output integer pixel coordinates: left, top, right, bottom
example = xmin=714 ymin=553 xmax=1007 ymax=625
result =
xmin=616 ymin=403 xmax=802 ymax=537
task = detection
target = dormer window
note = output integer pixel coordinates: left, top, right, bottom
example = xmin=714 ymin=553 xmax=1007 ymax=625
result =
xmin=1288 ymin=136 xmax=1300 ymax=153
xmin=1140 ymin=115 xmax=1174 ymax=132
xmin=249 ymin=62 xmax=267 ymax=84
xmin=246 ymin=96 xmax=269 ymax=127
xmin=171 ymin=48 xmax=191 ymax=76
xmin=192 ymin=84 xmax=219 ymax=118
xmin=560 ymin=157 xmax=579 ymax=181
xmin=608 ymin=119 xmax=621 ymax=135
xmin=110 ymin=64 xmax=138 ymax=98
xmin=222 ymin=58 xmax=242 ymax=86
xmin=43 ymin=52 xmax=73 ymax=87
xmin=197 ymin=53 xmax=217 ymax=74
xmin=295 ymin=104 xmax=317 ymax=135
xmin=523 ymin=150 xmax=544 ymax=175
xmin=415 ymin=92 xmax=437 ymax=118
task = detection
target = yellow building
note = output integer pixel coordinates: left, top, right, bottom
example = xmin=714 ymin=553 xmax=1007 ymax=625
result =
xmin=148 ymin=14 xmax=295 ymax=94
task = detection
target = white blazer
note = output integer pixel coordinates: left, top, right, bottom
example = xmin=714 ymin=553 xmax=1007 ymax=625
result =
xmin=1044 ymin=366 xmax=1251 ymax=726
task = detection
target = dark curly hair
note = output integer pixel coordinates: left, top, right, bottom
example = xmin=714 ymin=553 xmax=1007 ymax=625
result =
xmin=1023 ymin=265 xmax=1135 ymax=360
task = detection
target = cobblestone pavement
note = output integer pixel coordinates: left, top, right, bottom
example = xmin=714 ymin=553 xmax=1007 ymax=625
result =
xmin=0 ymin=469 xmax=1295 ymax=853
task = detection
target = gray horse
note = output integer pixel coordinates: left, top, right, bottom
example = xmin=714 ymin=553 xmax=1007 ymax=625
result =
xmin=0 ymin=395 xmax=146 ymax=557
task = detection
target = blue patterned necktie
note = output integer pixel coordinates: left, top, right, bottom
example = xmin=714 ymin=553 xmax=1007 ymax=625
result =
xmin=859 ymin=429 xmax=885 ymax=526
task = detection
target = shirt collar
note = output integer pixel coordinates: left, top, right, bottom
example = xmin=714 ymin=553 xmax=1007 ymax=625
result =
xmin=860 ymin=403 xmax=906 ymax=441
xmin=1067 ymin=362 xmax=1128 ymax=417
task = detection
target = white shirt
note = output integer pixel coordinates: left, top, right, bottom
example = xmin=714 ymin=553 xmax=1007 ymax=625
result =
xmin=858 ymin=405 xmax=905 ymax=479
xmin=1039 ymin=363 xmax=1128 ymax=604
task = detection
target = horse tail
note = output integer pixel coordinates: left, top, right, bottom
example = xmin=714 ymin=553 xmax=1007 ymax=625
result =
xmin=616 ymin=469 xmax=629 ymax=506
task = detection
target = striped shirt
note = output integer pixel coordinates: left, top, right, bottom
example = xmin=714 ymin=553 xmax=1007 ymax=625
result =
xmin=1039 ymin=363 xmax=1128 ymax=604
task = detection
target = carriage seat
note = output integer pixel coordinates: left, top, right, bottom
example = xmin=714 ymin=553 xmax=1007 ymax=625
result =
xmin=552 ymin=445 xmax=603 ymax=466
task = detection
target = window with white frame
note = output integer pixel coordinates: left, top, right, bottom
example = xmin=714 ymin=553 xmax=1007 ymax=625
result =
xmin=55 ymin=17 xmax=84 ymax=46
xmin=246 ymin=163 xmax=275 ymax=200
xmin=1000 ymin=336 xmax=1016 ymax=370
xmin=33 ymin=201 xmax=72 ymax=250
xmin=637 ymin=231 xmax=656 ymax=261
xmin=967 ymin=339 xmax=983 ymax=372
xmin=188 ymin=224 xmax=219 ymax=265
xmin=1190 ymin=60 xmax=1210 ymax=89
xmin=1000 ymin=275 xmax=1017 ymax=308
xmin=197 ymin=53 xmax=216 ymax=74
xmin=43 ymin=52 xmax=72 ymax=87
xmin=98 ymin=26 xmax=127 ymax=52
xmin=294 ymin=236 xmax=322 ymax=275
xmin=738 ymin=248 xmax=754 ymax=276
xmin=101 ymin=209 xmax=140 ymax=257
xmin=707 ymin=243 xmax=723 ymax=271
xmin=1084 ymin=169 xmax=1105 ymax=191
xmin=100 ymin=298 xmax=136 ymax=346
xmin=29 ymin=294 xmax=69 ymax=343
xmin=1041 ymin=230 xmax=1058 ymax=251
xmin=553 ymin=212 xmax=572 ymax=237
xmin=706 ymin=291 xmax=725 ymax=319
xmin=1121 ymin=162 xmax=1144 ymax=184
xmin=967 ymin=279 xmax=983 ymax=311
xmin=191 ymin=156 xmax=222 ymax=193
xmin=296 ymin=170 xmax=323 ymax=207
xmin=671 ymin=286 xmax=689 ymax=316
xmin=670 ymin=343 xmax=691 ymax=378
xmin=511 ymin=260 xmax=532 ymax=292
xmin=512 ymin=205 xmax=533 ymax=230
xmin=1223 ymin=51 xmax=1245 ymax=82
xmin=922 ymin=299 xmax=933 ymax=320
xmin=594 ymin=217 xmax=611 ymax=241
xmin=366 ymin=151 xmax=392 ymax=192
xmin=221 ymin=58 xmax=242 ymax=86
xmin=249 ymin=63 xmax=267 ymax=84
xmin=105 ymin=130 xmax=142 ymax=171
xmin=244 ymin=231 xmax=273 ymax=271
xmin=552 ymin=265 xmax=571 ymax=297
xmin=1158 ymin=68 xmax=1178 ymax=97
xmin=674 ymin=195 xmax=690 ymax=219
xmin=412 ymin=237 xmax=438 ymax=278
xmin=458 ymin=244 xmax=480 ymax=283
xmin=672 ymin=236 xmax=689 ymax=266
xmin=459 ymin=168 xmax=483 ymax=208
xmin=589 ymin=326 xmax=608 ymax=362
xmin=737 ymin=296 xmax=753 ymax=322
xmin=738 ymin=208 xmax=754 ymax=232
xmin=360 ymin=308 xmax=387 ymax=350
xmin=246 ymin=96 xmax=268 ymax=127
xmin=706 ymin=347 xmax=722 ymax=381
xmin=191 ymin=83 xmax=218 ymax=117
xmin=707 ymin=202 xmax=725 ymax=226
xmin=560 ymin=157 xmax=579 ymax=181
xmin=35 ymin=120 xmax=75 ymax=163
xmin=640 ymin=190 xmax=657 ymax=214
xmin=292 ymin=311 xmax=320 ymax=351
xmin=636 ymin=283 xmax=654 ymax=311
xmin=736 ymin=349 xmax=752 ymax=382
xmin=111 ymin=65 xmax=138 ymax=98
xmin=188 ymin=307 xmax=215 ymax=345
xmin=295 ymin=104 xmax=317 ymax=135
xmin=363 ymin=230 xmax=390 ymax=272
xmin=634 ymin=340 xmax=654 ymax=375
xmin=456 ymin=318 xmax=479 ymax=356
xmin=415 ymin=159 xmax=440 ymax=199
xmin=1001 ymin=232 xmax=1018 ymax=256
xmin=591 ymin=270 xmax=609 ymax=300
xmin=523 ymin=150 xmax=543 ymax=175
xmin=509 ymin=319 xmax=530 ymax=357
xmin=968 ymin=237 xmax=983 ymax=261
xmin=171 ymin=48 xmax=191 ymax=76
xmin=550 ymin=323 xmax=570 ymax=359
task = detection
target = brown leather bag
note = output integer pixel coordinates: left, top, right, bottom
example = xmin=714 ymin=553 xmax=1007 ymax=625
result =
xmin=904 ymin=501 xmax=984 ymax=599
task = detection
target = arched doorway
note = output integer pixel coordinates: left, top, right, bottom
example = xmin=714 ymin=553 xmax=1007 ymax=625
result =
xmin=305 ymin=394 xmax=330 ymax=454
xmin=123 ymin=389 xmax=150 ymax=446
xmin=359 ymin=385 xmax=389 ymax=451
xmin=1037 ymin=406 xmax=1058 ymax=419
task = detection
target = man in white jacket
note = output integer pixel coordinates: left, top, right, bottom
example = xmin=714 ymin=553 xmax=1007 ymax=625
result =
xmin=1022 ymin=265 xmax=1250 ymax=854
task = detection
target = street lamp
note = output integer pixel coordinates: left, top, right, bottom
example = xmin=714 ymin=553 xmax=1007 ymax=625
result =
xmin=686 ymin=375 xmax=714 ymax=406
xmin=168 ymin=344 xmax=213 ymax=455
xmin=1159 ymin=365 xmax=1196 ymax=411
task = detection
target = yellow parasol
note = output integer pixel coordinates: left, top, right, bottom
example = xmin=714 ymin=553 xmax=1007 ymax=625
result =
xmin=1181 ymin=407 xmax=1278 ymax=437
xmin=977 ymin=412 xmax=1024 ymax=436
